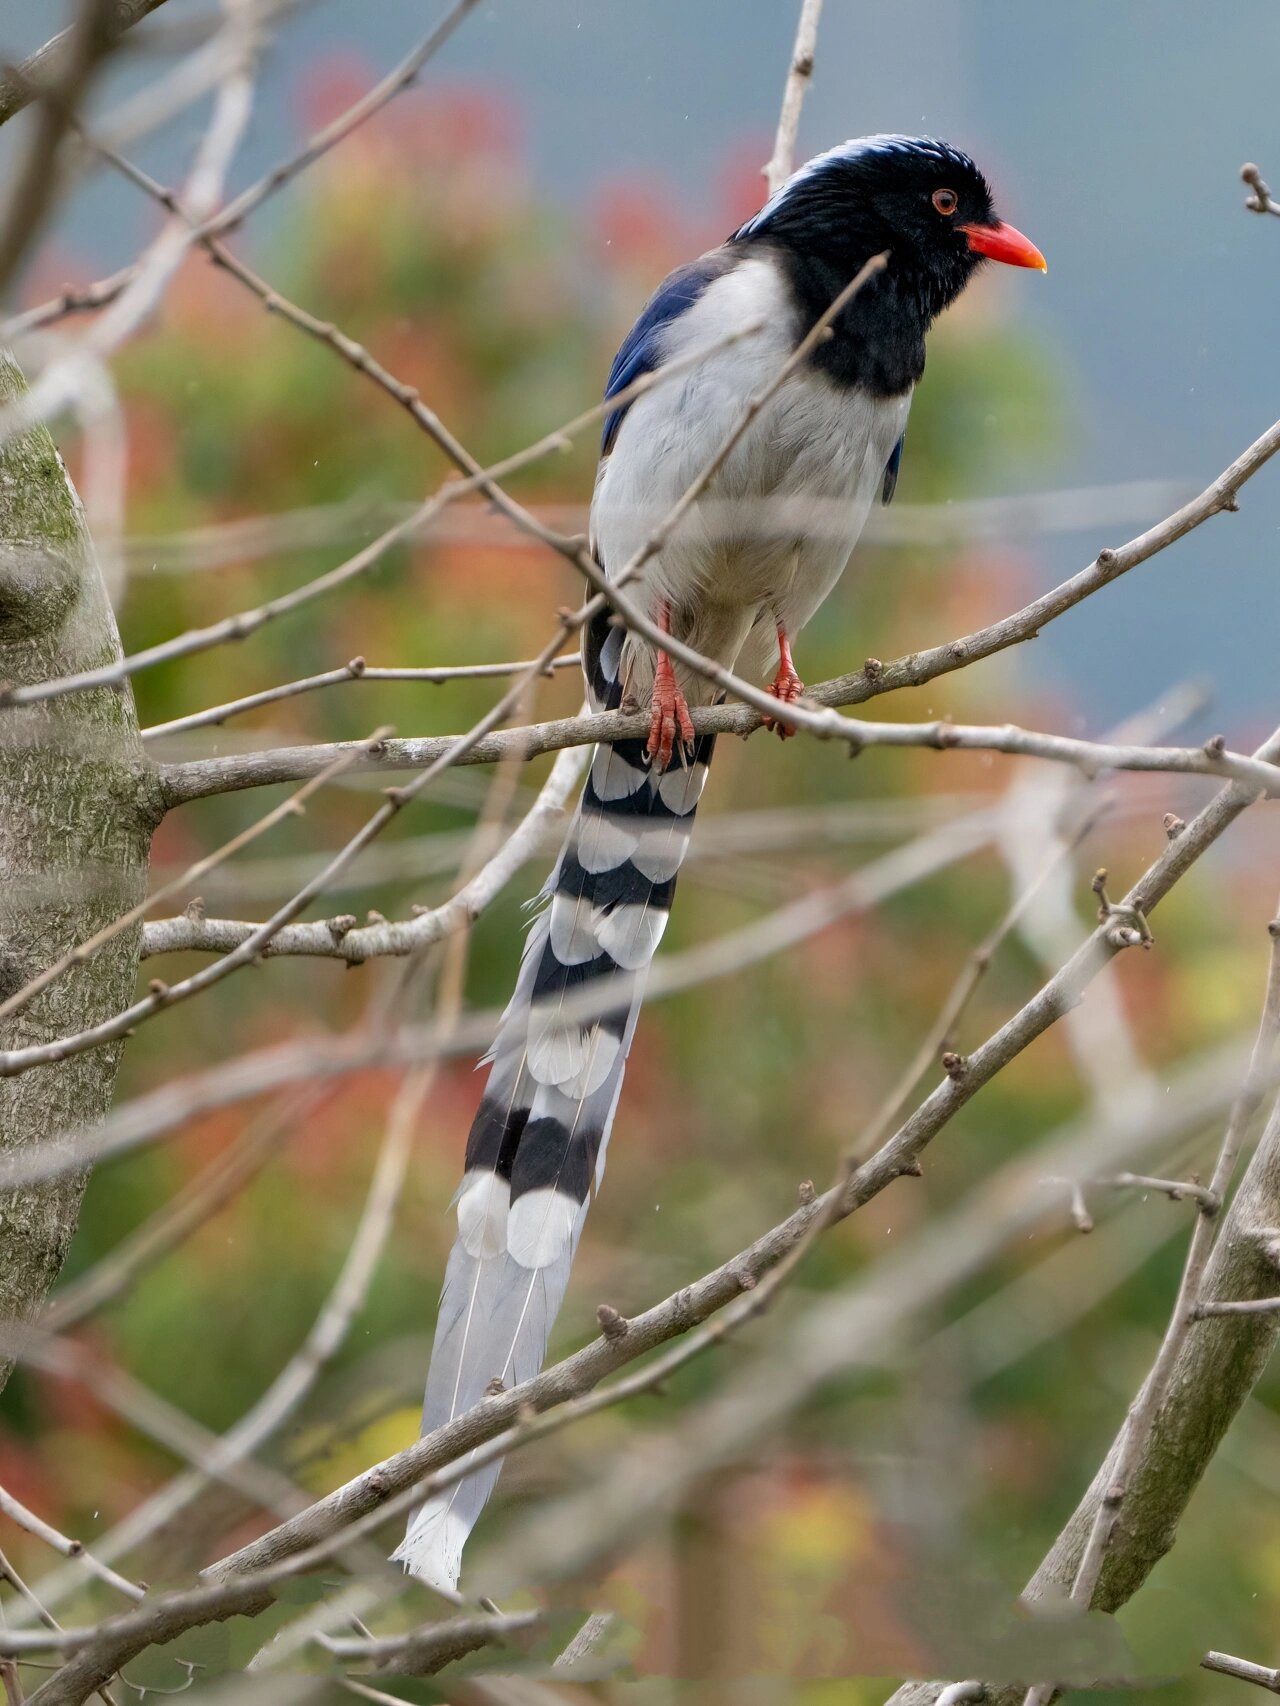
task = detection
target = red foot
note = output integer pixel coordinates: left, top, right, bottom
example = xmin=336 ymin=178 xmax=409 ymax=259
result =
xmin=762 ymin=627 xmax=804 ymax=739
xmin=646 ymin=650 xmax=695 ymax=769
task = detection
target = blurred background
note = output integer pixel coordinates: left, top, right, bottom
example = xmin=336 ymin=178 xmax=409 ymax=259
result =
xmin=2 ymin=3 xmax=1280 ymax=1700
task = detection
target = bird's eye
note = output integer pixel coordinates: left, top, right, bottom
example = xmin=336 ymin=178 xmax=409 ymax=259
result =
xmin=932 ymin=188 xmax=958 ymax=216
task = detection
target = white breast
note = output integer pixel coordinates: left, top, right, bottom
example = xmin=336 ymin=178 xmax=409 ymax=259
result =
xmin=592 ymin=255 xmax=911 ymax=700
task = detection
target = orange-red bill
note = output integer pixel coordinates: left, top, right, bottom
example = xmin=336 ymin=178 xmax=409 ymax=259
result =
xmin=959 ymin=219 xmax=1047 ymax=271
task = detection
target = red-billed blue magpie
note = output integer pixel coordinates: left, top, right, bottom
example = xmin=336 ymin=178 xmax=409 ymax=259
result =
xmin=395 ymin=134 xmax=1045 ymax=1589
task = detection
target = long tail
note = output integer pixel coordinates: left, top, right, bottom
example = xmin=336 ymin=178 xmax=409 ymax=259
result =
xmin=394 ymin=644 xmax=713 ymax=1590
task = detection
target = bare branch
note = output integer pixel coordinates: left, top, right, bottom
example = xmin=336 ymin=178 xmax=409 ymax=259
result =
xmin=1242 ymin=162 xmax=1280 ymax=217
xmin=154 ymin=698 xmax=1280 ymax=810
xmin=141 ymin=741 xmax=587 ymax=962
xmin=0 ymin=2 xmax=171 ymax=129
xmin=0 ymin=1484 xmax=143 ymax=1603
xmin=1204 ymin=1651 xmax=1280 ymax=1692
xmin=316 ymin=1611 xmax=540 ymax=1676
xmin=140 ymin=653 xmax=581 ymax=743
xmin=764 ymin=0 xmax=823 ymax=195
xmin=0 ymin=0 xmax=119 ymax=295
xmin=4 ymin=0 xmax=480 ymax=347
xmin=45 ymin=1096 xmax=422 ymax=1596
xmin=1100 ymin=1171 xmax=1219 ymax=1211
xmin=1191 ymin=1295 xmax=1280 ymax=1318
xmin=0 ymin=1541 xmax=125 ymax=1706
xmin=895 ymin=900 xmax=1280 ymax=1706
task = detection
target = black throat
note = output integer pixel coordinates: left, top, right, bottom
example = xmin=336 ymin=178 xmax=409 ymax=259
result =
xmin=763 ymin=243 xmax=937 ymax=397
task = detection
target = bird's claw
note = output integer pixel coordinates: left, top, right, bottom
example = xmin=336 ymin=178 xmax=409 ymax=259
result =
xmin=761 ymin=661 xmax=804 ymax=739
xmin=646 ymin=654 xmax=695 ymax=770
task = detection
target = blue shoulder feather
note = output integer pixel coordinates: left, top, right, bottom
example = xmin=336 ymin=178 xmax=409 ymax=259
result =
xmin=601 ymin=253 xmax=731 ymax=455
xmin=881 ymin=433 xmax=904 ymax=505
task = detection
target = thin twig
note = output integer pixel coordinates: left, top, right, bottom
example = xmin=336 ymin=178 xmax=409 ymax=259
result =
xmin=0 ymin=0 xmax=120 ymax=297
xmin=1191 ymin=1296 xmax=1280 ymax=1318
xmin=0 ymin=1489 xmax=142 ymax=1606
xmin=1242 ymin=162 xmax=1280 ymax=217
xmin=859 ymin=793 xmax=1112 ymax=1162
xmin=315 ymin=1611 xmax=540 ymax=1673
xmin=1205 ymin=1652 xmax=1280 ymax=1692
xmin=141 ymin=741 xmax=587 ymax=962
xmin=4 ymin=0 xmax=480 ymax=346
xmin=140 ymin=654 xmax=581 ymax=742
xmin=153 ymin=699 xmax=1280 ymax=811
xmin=764 ymin=0 xmax=823 ymax=195
xmin=197 ymin=0 xmax=484 ymax=243
xmin=0 ymin=1546 xmax=120 ymax=1706
xmin=1101 ymin=1172 xmax=1219 ymax=1211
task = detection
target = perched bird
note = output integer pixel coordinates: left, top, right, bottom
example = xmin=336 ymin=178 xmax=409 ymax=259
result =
xmin=394 ymin=133 xmax=1045 ymax=1589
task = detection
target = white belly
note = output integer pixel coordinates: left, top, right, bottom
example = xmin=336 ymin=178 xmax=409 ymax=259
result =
xmin=591 ymin=255 xmax=910 ymax=704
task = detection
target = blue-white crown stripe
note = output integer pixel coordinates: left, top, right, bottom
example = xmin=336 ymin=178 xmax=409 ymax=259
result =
xmin=734 ymin=132 xmax=974 ymax=238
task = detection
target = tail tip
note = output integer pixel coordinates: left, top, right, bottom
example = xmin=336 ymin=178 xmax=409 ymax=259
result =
xmin=390 ymin=1502 xmax=468 ymax=1594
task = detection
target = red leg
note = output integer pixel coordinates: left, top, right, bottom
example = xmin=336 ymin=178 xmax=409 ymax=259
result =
xmin=762 ymin=622 xmax=804 ymax=739
xmin=645 ymin=604 xmax=695 ymax=769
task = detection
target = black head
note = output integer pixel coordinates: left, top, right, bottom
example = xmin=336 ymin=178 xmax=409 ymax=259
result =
xmin=733 ymin=135 xmax=1044 ymax=396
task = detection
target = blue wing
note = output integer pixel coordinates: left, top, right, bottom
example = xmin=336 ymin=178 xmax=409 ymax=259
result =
xmin=881 ymin=433 xmax=905 ymax=505
xmin=601 ymin=253 xmax=732 ymax=455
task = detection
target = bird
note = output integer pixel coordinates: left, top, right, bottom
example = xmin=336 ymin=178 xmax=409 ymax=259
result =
xmin=393 ymin=133 xmax=1045 ymax=1590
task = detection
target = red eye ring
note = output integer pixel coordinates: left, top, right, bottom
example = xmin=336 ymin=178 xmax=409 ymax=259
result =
xmin=932 ymin=188 xmax=958 ymax=216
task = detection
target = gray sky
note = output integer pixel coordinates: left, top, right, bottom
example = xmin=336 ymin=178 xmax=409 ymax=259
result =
xmin=5 ymin=1 xmax=1280 ymax=733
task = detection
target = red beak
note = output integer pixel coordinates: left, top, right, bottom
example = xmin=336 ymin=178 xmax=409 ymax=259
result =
xmin=958 ymin=219 xmax=1047 ymax=272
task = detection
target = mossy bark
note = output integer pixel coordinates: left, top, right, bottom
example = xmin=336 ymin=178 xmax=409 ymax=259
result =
xmin=0 ymin=353 xmax=159 ymax=1390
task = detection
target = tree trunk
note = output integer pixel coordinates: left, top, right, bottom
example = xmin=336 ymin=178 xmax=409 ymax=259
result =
xmin=0 ymin=353 xmax=158 ymax=1391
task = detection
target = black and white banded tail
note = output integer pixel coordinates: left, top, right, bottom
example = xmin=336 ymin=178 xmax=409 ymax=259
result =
xmin=394 ymin=634 xmax=712 ymax=1589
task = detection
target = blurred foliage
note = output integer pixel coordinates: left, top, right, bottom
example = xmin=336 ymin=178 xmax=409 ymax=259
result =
xmin=3 ymin=73 xmax=1279 ymax=1703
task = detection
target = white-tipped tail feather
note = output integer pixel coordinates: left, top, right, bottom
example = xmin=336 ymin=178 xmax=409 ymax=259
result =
xmin=395 ymin=729 xmax=710 ymax=1589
